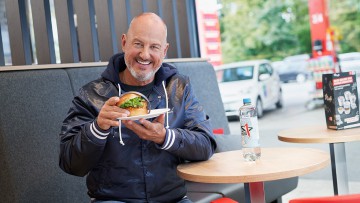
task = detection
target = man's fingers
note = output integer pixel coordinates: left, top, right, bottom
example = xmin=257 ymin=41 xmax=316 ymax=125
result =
xmin=122 ymin=120 xmax=141 ymax=132
xmin=103 ymin=97 xmax=130 ymax=116
xmin=123 ymin=117 xmax=166 ymax=144
xmin=97 ymin=96 xmax=129 ymax=130
xmin=138 ymin=114 xmax=165 ymax=129
xmin=138 ymin=118 xmax=152 ymax=129
xmin=106 ymin=96 xmax=120 ymax=106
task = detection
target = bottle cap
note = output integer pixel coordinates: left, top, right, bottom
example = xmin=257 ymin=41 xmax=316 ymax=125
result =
xmin=243 ymin=98 xmax=251 ymax=104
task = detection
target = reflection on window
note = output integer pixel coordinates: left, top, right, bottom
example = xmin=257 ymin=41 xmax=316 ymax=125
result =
xmin=220 ymin=66 xmax=254 ymax=82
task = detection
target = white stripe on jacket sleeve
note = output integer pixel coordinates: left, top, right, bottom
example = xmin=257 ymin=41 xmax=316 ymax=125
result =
xmin=161 ymin=129 xmax=175 ymax=150
xmin=90 ymin=121 xmax=109 ymax=140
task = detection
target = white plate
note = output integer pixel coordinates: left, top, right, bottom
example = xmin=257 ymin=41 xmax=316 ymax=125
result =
xmin=118 ymin=108 xmax=170 ymax=120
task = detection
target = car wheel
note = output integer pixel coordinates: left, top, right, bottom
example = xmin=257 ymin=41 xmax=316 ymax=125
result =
xmin=276 ymin=89 xmax=283 ymax=109
xmin=256 ymin=98 xmax=264 ymax=118
xmin=296 ymin=73 xmax=306 ymax=83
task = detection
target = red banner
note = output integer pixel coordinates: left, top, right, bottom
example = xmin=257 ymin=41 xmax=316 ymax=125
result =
xmin=308 ymin=0 xmax=335 ymax=58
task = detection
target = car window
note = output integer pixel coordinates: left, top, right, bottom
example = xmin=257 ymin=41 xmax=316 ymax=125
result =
xmin=220 ymin=66 xmax=254 ymax=82
xmin=266 ymin=64 xmax=273 ymax=75
xmin=259 ymin=64 xmax=271 ymax=75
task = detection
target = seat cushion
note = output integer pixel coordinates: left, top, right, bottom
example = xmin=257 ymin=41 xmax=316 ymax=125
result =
xmin=212 ymin=134 xmax=242 ymax=153
xmin=211 ymin=197 xmax=239 ymax=203
xmin=289 ymin=193 xmax=360 ymax=203
xmin=187 ymin=192 xmax=223 ymax=203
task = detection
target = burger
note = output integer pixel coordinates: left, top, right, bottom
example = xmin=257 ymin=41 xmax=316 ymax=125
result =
xmin=116 ymin=91 xmax=150 ymax=116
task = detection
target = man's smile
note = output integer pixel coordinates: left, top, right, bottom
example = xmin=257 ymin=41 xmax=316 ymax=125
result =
xmin=136 ymin=58 xmax=151 ymax=65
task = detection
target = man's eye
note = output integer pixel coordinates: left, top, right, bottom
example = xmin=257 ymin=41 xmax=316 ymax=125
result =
xmin=134 ymin=43 xmax=142 ymax=47
xmin=151 ymin=46 xmax=160 ymax=50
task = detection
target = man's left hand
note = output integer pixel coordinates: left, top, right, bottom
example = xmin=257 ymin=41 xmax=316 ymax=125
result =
xmin=122 ymin=114 xmax=166 ymax=144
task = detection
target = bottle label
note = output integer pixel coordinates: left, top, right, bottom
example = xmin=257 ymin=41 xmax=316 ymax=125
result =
xmin=240 ymin=117 xmax=260 ymax=147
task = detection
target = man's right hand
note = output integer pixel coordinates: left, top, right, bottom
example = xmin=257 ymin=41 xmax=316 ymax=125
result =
xmin=96 ymin=97 xmax=130 ymax=130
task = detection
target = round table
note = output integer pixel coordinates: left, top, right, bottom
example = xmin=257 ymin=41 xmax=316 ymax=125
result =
xmin=278 ymin=125 xmax=360 ymax=143
xmin=177 ymin=147 xmax=330 ymax=203
xmin=278 ymin=125 xmax=360 ymax=195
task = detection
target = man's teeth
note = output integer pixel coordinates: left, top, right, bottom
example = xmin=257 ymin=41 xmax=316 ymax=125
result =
xmin=137 ymin=60 xmax=151 ymax=65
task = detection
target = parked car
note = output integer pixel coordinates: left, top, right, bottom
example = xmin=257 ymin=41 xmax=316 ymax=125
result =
xmin=338 ymin=52 xmax=360 ymax=73
xmin=272 ymin=61 xmax=307 ymax=83
xmin=273 ymin=54 xmax=311 ymax=83
xmin=216 ymin=59 xmax=283 ymax=119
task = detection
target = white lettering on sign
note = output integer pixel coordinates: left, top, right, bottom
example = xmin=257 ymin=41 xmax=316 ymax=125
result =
xmin=311 ymin=13 xmax=323 ymax=24
xmin=333 ymin=76 xmax=353 ymax=86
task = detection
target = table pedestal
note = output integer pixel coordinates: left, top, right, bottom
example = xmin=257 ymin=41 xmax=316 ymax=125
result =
xmin=330 ymin=143 xmax=349 ymax=195
xmin=277 ymin=125 xmax=360 ymax=196
xmin=245 ymin=182 xmax=265 ymax=203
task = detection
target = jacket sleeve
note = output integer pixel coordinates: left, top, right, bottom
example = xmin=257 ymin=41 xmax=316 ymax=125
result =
xmin=158 ymin=76 xmax=217 ymax=161
xmin=59 ymin=88 xmax=110 ymax=177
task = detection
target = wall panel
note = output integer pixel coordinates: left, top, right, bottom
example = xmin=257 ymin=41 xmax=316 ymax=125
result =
xmin=31 ymin=0 xmax=56 ymax=64
xmin=5 ymin=0 xmax=32 ymax=65
xmin=94 ymin=0 xmax=116 ymax=61
xmin=73 ymin=0 xmax=99 ymax=62
xmin=112 ymin=0 xmax=128 ymax=52
xmin=54 ymin=0 xmax=79 ymax=63
xmin=162 ymin=0 xmax=177 ymax=58
xmin=0 ymin=0 xmax=199 ymax=66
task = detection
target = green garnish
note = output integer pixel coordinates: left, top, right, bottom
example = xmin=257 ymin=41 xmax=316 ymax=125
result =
xmin=120 ymin=97 xmax=145 ymax=108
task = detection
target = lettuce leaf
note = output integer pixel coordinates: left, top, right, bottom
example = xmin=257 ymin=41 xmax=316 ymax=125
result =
xmin=120 ymin=97 xmax=145 ymax=108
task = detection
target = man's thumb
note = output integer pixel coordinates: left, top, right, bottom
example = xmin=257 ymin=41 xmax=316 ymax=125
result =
xmin=155 ymin=113 xmax=165 ymax=124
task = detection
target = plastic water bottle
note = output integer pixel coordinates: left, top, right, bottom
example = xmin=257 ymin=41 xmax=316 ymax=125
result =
xmin=239 ymin=98 xmax=261 ymax=161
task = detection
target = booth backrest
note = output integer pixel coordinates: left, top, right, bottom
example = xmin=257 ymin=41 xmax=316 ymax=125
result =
xmin=0 ymin=59 xmax=229 ymax=202
xmin=0 ymin=68 xmax=86 ymax=202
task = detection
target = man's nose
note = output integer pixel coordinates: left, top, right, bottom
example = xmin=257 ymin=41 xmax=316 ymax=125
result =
xmin=139 ymin=47 xmax=150 ymax=59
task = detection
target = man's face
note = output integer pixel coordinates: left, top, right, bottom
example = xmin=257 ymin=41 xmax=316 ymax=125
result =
xmin=122 ymin=16 xmax=169 ymax=83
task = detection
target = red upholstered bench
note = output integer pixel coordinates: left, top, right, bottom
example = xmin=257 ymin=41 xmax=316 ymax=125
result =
xmin=211 ymin=197 xmax=239 ymax=203
xmin=289 ymin=193 xmax=360 ymax=203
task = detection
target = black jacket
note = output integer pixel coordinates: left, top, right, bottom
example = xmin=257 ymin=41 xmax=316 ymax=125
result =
xmin=59 ymin=53 xmax=216 ymax=202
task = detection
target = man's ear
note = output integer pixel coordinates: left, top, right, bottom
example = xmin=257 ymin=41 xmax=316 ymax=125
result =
xmin=121 ymin=34 xmax=127 ymax=51
xmin=163 ymin=43 xmax=169 ymax=57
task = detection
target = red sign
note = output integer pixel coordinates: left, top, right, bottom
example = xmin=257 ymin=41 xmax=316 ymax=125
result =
xmin=308 ymin=0 xmax=335 ymax=58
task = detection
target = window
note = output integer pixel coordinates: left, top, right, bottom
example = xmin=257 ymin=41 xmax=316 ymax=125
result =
xmin=221 ymin=66 xmax=254 ymax=82
xmin=259 ymin=64 xmax=269 ymax=75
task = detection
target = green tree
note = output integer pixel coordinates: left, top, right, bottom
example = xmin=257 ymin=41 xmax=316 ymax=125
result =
xmin=219 ymin=0 xmax=350 ymax=62
xmin=328 ymin=0 xmax=360 ymax=53
xmin=219 ymin=0 xmax=265 ymax=63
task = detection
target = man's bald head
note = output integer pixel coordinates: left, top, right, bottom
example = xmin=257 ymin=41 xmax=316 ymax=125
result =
xmin=121 ymin=12 xmax=169 ymax=85
xmin=127 ymin=12 xmax=168 ymax=43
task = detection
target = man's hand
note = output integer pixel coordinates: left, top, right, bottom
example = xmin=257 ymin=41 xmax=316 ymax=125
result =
xmin=97 ymin=97 xmax=130 ymax=130
xmin=122 ymin=114 xmax=167 ymax=144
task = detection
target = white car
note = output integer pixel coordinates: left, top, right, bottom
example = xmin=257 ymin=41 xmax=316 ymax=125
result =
xmin=216 ymin=59 xmax=283 ymax=119
xmin=338 ymin=52 xmax=360 ymax=73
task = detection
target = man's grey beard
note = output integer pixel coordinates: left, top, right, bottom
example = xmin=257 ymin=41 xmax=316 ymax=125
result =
xmin=126 ymin=62 xmax=161 ymax=82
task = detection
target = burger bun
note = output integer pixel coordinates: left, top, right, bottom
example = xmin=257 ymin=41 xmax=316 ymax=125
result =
xmin=116 ymin=92 xmax=150 ymax=117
